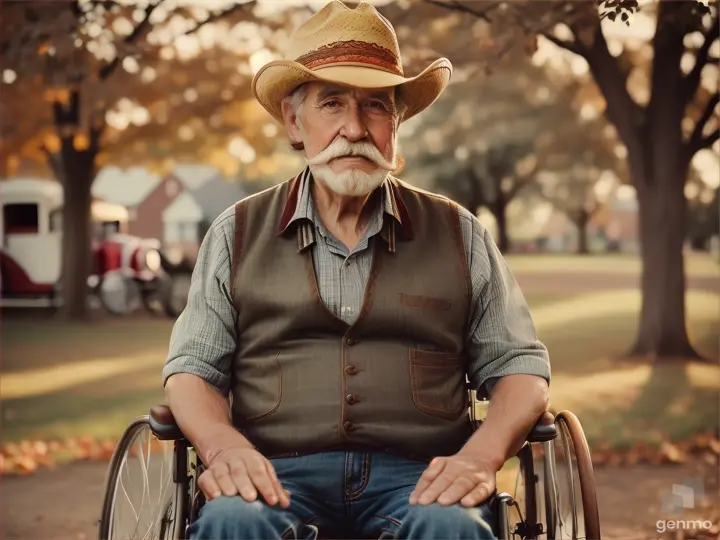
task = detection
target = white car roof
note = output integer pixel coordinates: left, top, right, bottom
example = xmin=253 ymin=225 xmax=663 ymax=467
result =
xmin=1 ymin=178 xmax=129 ymax=222
xmin=0 ymin=178 xmax=63 ymax=205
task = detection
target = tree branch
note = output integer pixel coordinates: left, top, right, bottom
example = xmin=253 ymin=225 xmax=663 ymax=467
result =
xmin=684 ymin=12 xmax=719 ymax=106
xmin=688 ymin=92 xmax=719 ymax=154
xmin=541 ymin=32 xmax=586 ymax=57
xmin=41 ymin=145 xmax=64 ymax=181
xmin=424 ymin=0 xmax=500 ymax=22
xmin=98 ymin=0 xmax=165 ymax=81
xmin=183 ymin=1 xmax=257 ymax=37
xmin=698 ymin=130 xmax=720 ymax=151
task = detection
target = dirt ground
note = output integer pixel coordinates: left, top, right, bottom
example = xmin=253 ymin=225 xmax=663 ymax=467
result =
xmin=2 ymin=459 xmax=718 ymax=540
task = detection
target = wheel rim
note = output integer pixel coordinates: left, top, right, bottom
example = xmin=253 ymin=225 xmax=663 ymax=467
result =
xmin=550 ymin=412 xmax=601 ymax=540
xmin=107 ymin=422 xmax=177 ymax=539
xmin=165 ymin=274 xmax=191 ymax=316
xmin=100 ymin=271 xmax=141 ymax=315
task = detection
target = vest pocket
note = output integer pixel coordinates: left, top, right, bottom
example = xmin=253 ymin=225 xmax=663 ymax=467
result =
xmin=409 ymin=348 xmax=466 ymax=420
xmin=235 ymin=353 xmax=283 ymax=422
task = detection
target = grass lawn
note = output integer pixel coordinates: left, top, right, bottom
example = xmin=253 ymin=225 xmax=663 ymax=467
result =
xmin=506 ymin=250 xmax=719 ymax=277
xmin=1 ymin=266 xmax=718 ymax=451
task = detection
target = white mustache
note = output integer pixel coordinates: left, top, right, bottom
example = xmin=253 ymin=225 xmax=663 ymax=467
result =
xmin=307 ymin=138 xmax=396 ymax=171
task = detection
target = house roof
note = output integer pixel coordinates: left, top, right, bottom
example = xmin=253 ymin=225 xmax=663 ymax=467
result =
xmin=172 ymin=164 xmax=221 ymax=191
xmin=190 ymin=176 xmax=248 ymax=221
xmin=162 ymin=192 xmax=204 ymax=223
xmin=92 ymin=166 xmax=162 ymax=207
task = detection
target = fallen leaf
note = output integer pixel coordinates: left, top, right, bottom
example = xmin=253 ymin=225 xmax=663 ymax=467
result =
xmin=32 ymin=440 xmax=49 ymax=457
xmin=15 ymin=456 xmax=38 ymax=475
xmin=660 ymin=441 xmax=686 ymax=464
xmin=709 ymin=439 xmax=720 ymax=455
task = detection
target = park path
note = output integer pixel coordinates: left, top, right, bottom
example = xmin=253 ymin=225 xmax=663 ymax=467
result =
xmin=3 ymin=460 xmax=717 ymax=540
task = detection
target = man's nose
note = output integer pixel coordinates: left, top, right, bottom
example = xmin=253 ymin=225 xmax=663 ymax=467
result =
xmin=339 ymin=104 xmax=369 ymax=142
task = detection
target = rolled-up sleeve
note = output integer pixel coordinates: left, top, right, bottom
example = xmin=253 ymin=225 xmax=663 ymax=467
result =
xmin=162 ymin=207 xmax=237 ymax=395
xmin=459 ymin=209 xmax=551 ymax=396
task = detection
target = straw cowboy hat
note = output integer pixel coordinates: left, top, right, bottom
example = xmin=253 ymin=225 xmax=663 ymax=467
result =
xmin=251 ymin=0 xmax=452 ymax=124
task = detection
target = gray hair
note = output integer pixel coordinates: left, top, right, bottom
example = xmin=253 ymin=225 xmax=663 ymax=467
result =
xmin=282 ymin=84 xmax=310 ymax=123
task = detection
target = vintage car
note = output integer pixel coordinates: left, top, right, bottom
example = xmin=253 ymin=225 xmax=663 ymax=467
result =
xmin=0 ymin=178 xmax=188 ymax=316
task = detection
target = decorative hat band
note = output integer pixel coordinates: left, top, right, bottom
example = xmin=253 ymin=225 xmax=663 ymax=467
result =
xmin=295 ymin=40 xmax=403 ymax=77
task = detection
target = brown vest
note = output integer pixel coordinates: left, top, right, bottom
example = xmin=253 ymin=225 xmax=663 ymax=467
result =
xmin=230 ymin=176 xmax=473 ymax=461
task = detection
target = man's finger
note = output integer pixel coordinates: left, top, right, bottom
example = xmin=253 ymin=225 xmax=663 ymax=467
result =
xmin=227 ymin=460 xmax=258 ymax=502
xmin=460 ymin=480 xmax=494 ymax=508
xmin=246 ymin=457 xmax=279 ymax=506
xmin=197 ymin=471 xmax=222 ymax=500
xmin=208 ymin=464 xmax=237 ymax=497
xmin=417 ymin=469 xmax=457 ymax=506
xmin=436 ymin=475 xmax=478 ymax=506
xmin=409 ymin=458 xmax=446 ymax=505
xmin=265 ymin=460 xmax=291 ymax=508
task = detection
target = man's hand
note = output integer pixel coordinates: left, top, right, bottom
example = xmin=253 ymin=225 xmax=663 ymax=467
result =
xmin=409 ymin=453 xmax=498 ymax=508
xmin=198 ymin=446 xmax=291 ymax=508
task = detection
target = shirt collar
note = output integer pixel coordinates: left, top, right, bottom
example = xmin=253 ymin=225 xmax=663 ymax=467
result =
xmin=276 ymin=167 xmax=414 ymax=252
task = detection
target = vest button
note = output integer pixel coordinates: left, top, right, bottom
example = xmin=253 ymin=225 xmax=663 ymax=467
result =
xmin=344 ymin=365 xmax=359 ymax=375
xmin=345 ymin=337 xmax=357 ymax=346
xmin=343 ymin=421 xmax=356 ymax=432
xmin=345 ymin=394 xmax=359 ymax=405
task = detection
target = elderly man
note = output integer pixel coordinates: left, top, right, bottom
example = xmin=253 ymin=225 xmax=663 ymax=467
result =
xmin=163 ymin=1 xmax=551 ymax=539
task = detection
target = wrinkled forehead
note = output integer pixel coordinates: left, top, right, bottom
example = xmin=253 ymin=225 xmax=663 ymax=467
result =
xmin=308 ymin=82 xmax=395 ymax=103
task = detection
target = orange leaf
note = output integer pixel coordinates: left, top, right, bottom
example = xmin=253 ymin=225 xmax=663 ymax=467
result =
xmin=660 ymin=441 xmax=686 ymax=464
xmin=709 ymin=438 xmax=720 ymax=455
xmin=32 ymin=441 xmax=49 ymax=457
xmin=15 ymin=456 xmax=38 ymax=475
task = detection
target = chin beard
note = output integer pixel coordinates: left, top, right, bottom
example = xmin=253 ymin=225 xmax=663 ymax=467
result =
xmin=310 ymin=166 xmax=389 ymax=197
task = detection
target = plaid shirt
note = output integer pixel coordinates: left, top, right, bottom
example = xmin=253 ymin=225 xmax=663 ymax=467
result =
xmin=163 ymin=168 xmax=550 ymax=396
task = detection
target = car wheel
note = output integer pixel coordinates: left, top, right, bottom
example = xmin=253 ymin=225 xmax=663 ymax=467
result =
xmin=161 ymin=272 xmax=192 ymax=318
xmin=98 ymin=271 xmax=142 ymax=315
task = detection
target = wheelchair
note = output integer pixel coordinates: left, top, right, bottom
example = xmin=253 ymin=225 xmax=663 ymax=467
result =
xmin=97 ymin=392 xmax=601 ymax=540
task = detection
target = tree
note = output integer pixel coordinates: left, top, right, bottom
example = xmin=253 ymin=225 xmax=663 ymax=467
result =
xmin=423 ymin=0 xmax=719 ymax=359
xmin=534 ymin=114 xmax=625 ymax=254
xmin=396 ymin=42 xmax=584 ymax=251
xmin=0 ymin=0 xmax=294 ymax=318
xmin=424 ymin=143 xmax=536 ymax=252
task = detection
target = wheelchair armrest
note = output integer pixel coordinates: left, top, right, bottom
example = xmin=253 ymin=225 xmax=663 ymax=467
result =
xmin=148 ymin=405 xmax=185 ymax=441
xmin=526 ymin=411 xmax=557 ymax=443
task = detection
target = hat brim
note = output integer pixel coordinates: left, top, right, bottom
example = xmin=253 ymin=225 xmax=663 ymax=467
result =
xmin=251 ymin=58 xmax=452 ymax=124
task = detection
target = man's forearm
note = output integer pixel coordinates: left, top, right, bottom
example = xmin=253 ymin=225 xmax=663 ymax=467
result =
xmin=165 ymin=373 xmax=253 ymax=464
xmin=459 ymin=374 xmax=549 ymax=471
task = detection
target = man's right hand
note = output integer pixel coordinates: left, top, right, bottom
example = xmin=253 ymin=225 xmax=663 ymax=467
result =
xmin=198 ymin=446 xmax=291 ymax=508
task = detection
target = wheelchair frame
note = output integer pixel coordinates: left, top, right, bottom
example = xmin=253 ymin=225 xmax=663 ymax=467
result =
xmin=98 ymin=393 xmax=601 ymax=540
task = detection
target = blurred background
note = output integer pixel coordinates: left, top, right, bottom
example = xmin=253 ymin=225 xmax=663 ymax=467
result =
xmin=0 ymin=0 xmax=718 ymax=538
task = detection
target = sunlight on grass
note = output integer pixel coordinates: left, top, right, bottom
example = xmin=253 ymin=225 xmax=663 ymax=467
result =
xmin=1 ymin=284 xmax=717 ymax=445
xmin=1 ymin=352 xmax=164 ymax=400
xmin=532 ymin=289 xmax=718 ymax=333
xmin=506 ymin=252 xmax=719 ymax=278
xmin=550 ymin=361 xmax=720 ymax=448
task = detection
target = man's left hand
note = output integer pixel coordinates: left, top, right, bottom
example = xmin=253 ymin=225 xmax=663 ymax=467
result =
xmin=409 ymin=453 xmax=498 ymax=508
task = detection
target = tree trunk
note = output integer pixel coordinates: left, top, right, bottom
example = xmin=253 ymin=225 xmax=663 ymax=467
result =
xmin=630 ymin=156 xmax=700 ymax=359
xmin=60 ymin=162 xmax=94 ymax=320
xmin=575 ymin=210 xmax=590 ymax=254
xmin=494 ymin=199 xmax=510 ymax=253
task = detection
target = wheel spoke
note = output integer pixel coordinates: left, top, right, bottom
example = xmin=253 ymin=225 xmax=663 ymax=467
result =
xmin=103 ymin=420 xmax=177 ymax=540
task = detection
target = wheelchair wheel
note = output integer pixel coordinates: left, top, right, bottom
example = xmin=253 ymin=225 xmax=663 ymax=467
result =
xmin=544 ymin=411 xmax=601 ymax=540
xmin=98 ymin=417 xmax=187 ymax=540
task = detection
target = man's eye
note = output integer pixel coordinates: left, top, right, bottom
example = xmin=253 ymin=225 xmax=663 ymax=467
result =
xmin=368 ymin=101 xmax=386 ymax=109
xmin=323 ymin=100 xmax=340 ymax=108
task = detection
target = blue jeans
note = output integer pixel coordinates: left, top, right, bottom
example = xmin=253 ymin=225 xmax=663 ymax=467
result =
xmin=189 ymin=451 xmax=496 ymax=539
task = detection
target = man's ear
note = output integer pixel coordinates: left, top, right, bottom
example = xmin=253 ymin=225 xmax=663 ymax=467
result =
xmin=281 ymin=101 xmax=303 ymax=146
